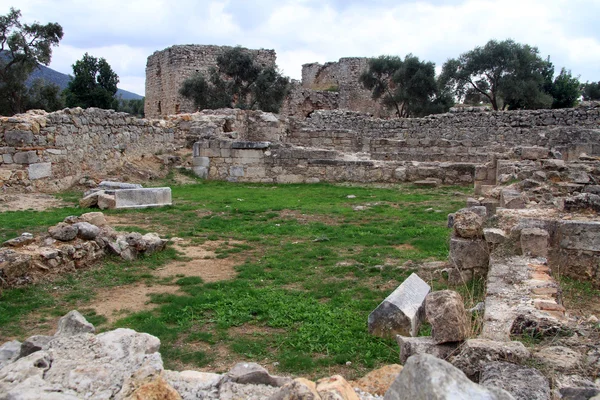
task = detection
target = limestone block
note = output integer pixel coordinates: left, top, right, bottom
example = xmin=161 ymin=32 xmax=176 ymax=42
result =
xmin=449 ymin=237 xmax=488 ymax=270
xmin=73 ymin=222 xmax=100 ymax=240
xmin=98 ymin=181 xmax=143 ymax=190
xmin=500 ymin=188 xmax=526 ymax=209
xmin=351 ymin=364 xmax=403 ymax=396
xmin=520 ymin=228 xmax=549 ymax=257
xmin=394 ymin=167 xmax=407 ymax=181
xmin=55 ymin=310 xmax=95 ymax=337
xmin=453 ymin=210 xmax=484 ymax=239
xmin=0 ymin=340 xmax=21 ymax=369
xmin=97 ymin=193 xmax=116 ymax=210
xmin=2 ymin=153 xmax=13 ymax=163
xmin=450 ymin=339 xmax=530 ymax=378
xmin=4 ymin=130 xmax=34 ymax=146
xmin=316 ymin=375 xmax=359 ymax=400
xmin=79 ymin=212 xmax=107 ymax=227
xmin=425 ymin=290 xmax=470 ymax=344
xmin=231 ymin=141 xmax=270 ymax=149
xmin=192 ymin=156 xmax=210 ymax=167
xmin=368 ymin=273 xmax=430 ymax=339
xmin=13 ymin=151 xmax=39 ymax=164
xmin=48 ymin=222 xmax=78 ymax=242
xmin=269 ymin=378 xmax=320 ymax=400
xmin=481 ymin=199 xmax=499 ymax=216
xmin=28 ymin=162 xmax=52 ymax=180
xmin=466 ymin=197 xmax=480 ymax=207
xmin=484 ymin=228 xmax=507 ymax=245
xmin=557 ymin=221 xmax=600 ymax=252
xmin=193 ymin=166 xmax=209 ymax=179
xmin=480 ymin=362 xmax=550 ymax=400
xmin=396 ymin=335 xmax=459 ymax=364
xmin=383 ymin=354 xmax=515 ymax=400
xmin=277 ymin=174 xmax=304 ymax=183
xmin=521 ymin=146 xmax=549 ymax=160
xmin=114 ymin=188 xmax=172 ymax=209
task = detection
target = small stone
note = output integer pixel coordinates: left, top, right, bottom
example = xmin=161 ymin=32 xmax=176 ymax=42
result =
xmin=425 ymin=290 xmax=470 ymax=344
xmin=18 ymin=335 xmax=53 ymax=358
xmin=453 ymin=209 xmax=484 ymax=239
xmin=79 ymin=211 xmax=107 ymax=226
xmin=2 ymin=233 xmax=35 ymax=248
xmin=127 ymin=376 xmax=181 ymax=400
xmin=351 ymin=365 xmax=403 ymax=396
xmin=347 ymin=195 xmax=356 ymax=199
xmin=316 ymin=375 xmax=360 ymax=400
xmin=97 ymin=192 xmax=116 ymax=210
xmin=269 ymin=378 xmax=320 ymax=400
xmin=225 ymin=362 xmax=291 ymax=387
xmin=480 ymin=361 xmax=550 ymax=400
xmin=55 ymin=310 xmax=95 ymax=336
xmin=74 ymin=222 xmax=100 ymax=240
xmin=484 ymin=228 xmax=507 ymax=245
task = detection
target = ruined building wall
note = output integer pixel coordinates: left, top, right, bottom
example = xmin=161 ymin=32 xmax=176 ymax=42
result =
xmin=145 ymin=45 xmax=277 ymax=119
xmin=300 ymin=58 xmax=390 ymax=118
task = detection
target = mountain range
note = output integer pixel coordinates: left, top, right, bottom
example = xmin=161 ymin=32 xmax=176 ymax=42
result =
xmin=27 ymin=63 xmax=143 ymax=100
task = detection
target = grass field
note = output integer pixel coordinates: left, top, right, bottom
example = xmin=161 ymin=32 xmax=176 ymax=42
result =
xmin=0 ymin=177 xmax=477 ymax=378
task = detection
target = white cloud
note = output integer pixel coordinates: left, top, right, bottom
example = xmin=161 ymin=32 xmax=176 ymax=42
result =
xmin=3 ymin=0 xmax=598 ymax=96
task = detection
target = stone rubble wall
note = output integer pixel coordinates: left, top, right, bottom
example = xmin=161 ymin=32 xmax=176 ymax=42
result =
xmin=280 ymin=82 xmax=340 ymax=118
xmin=145 ymin=45 xmax=277 ymax=118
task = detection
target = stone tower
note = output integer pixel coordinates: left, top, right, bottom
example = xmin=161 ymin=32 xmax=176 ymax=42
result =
xmin=145 ymin=45 xmax=277 ymax=118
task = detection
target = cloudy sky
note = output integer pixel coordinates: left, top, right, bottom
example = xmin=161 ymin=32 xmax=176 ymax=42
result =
xmin=6 ymin=0 xmax=600 ymax=96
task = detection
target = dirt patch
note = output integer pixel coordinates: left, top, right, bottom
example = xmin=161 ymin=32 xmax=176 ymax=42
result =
xmin=0 ymin=193 xmax=69 ymax=211
xmin=279 ymin=209 xmax=340 ymax=225
xmin=91 ymin=283 xmax=181 ymax=324
xmin=229 ymin=324 xmax=286 ymax=337
xmin=393 ymin=243 xmax=417 ymax=251
xmin=154 ymin=239 xmax=242 ymax=282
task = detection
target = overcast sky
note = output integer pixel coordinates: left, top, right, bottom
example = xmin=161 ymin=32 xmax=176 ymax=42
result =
xmin=5 ymin=0 xmax=600 ymax=96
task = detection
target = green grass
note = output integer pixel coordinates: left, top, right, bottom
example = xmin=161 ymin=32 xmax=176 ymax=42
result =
xmin=0 ymin=180 xmax=471 ymax=377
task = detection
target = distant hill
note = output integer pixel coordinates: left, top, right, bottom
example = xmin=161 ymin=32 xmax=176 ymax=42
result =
xmin=26 ymin=63 xmax=144 ymax=100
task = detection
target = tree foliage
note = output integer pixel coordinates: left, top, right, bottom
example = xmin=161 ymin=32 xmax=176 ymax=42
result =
xmin=582 ymin=81 xmax=600 ymax=101
xmin=549 ymin=68 xmax=581 ymax=109
xmin=0 ymin=7 xmax=63 ymax=115
xmin=117 ymin=98 xmax=145 ymax=117
xmin=179 ymin=46 xmax=289 ymax=113
xmin=360 ymin=54 xmax=453 ymax=118
xmin=64 ymin=53 xmax=119 ymax=109
xmin=440 ymin=39 xmax=554 ymax=110
xmin=25 ymin=78 xmax=64 ymax=112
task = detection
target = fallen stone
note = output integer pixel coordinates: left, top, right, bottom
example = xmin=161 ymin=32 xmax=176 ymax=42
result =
xmin=48 ymin=222 xmax=78 ymax=241
xmin=449 ymin=237 xmax=489 ymax=270
xmin=269 ymin=378 xmax=320 ymax=400
xmin=55 ymin=310 xmax=95 ymax=336
xmin=425 ymin=290 xmax=470 ymax=344
xmin=127 ymin=376 xmax=181 ymax=400
xmin=368 ymin=273 xmax=430 ymax=339
xmin=500 ymin=188 xmax=527 ymax=209
xmin=520 ymin=228 xmax=549 ymax=257
xmin=2 ymin=233 xmax=34 ymax=248
xmin=316 ymin=375 xmax=359 ymax=400
xmin=219 ymin=381 xmax=280 ymax=400
xmin=0 ymin=340 xmax=21 ymax=369
xmin=225 ymin=362 xmax=291 ymax=387
xmin=453 ymin=210 xmax=484 ymax=239
xmin=383 ymin=353 xmax=515 ymax=400
xmin=413 ymin=180 xmax=438 ymax=187
xmin=351 ymin=364 xmax=403 ymax=396
xmin=450 ymin=339 xmax=531 ymax=379
xmin=73 ymin=222 xmax=100 ymax=240
xmin=559 ymin=387 xmax=600 ymax=400
xmin=98 ymin=181 xmax=143 ymax=190
xmin=114 ymin=187 xmax=172 ymax=209
xmin=163 ymin=369 xmax=221 ymax=398
xmin=18 ymin=335 xmax=53 ymax=358
xmin=480 ymin=361 xmax=551 ymax=400
xmin=79 ymin=191 xmax=100 ymax=208
xmin=542 ymin=159 xmax=566 ymax=170
xmin=484 ymin=228 xmax=507 ymax=245
xmin=533 ymin=346 xmax=583 ymax=372
xmin=78 ymin=211 xmax=107 ymax=226
xmin=97 ymin=192 xmax=116 ymax=210
xmin=396 ymin=336 xmax=458 ymax=364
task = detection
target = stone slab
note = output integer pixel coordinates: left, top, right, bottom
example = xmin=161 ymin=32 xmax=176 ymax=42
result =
xmin=98 ymin=181 xmax=143 ymax=190
xmin=231 ymin=141 xmax=270 ymax=149
xmin=114 ymin=188 xmax=172 ymax=209
xmin=27 ymin=162 xmax=52 ymax=180
xmin=368 ymin=273 xmax=430 ymax=339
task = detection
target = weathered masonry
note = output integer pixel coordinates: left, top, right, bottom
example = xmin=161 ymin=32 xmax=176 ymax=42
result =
xmin=145 ymin=45 xmax=277 ymax=119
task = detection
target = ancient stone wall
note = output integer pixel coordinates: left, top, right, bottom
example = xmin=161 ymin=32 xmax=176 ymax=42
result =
xmin=280 ymin=82 xmax=339 ymax=118
xmin=145 ymin=45 xmax=277 ymax=118
xmin=300 ymin=58 xmax=390 ymax=118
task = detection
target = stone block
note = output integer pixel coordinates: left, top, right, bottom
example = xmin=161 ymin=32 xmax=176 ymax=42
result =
xmin=449 ymin=236 xmax=489 ymax=270
xmin=520 ymin=228 xmax=549 ymax=257
xmin=450 ymin=339 xmax=530 ymax=378
xmin=231 ymin=141 xmax=270 ymax=149
xmin=556 ymin=220 xmax=600 ymax=252
xmin=98 ymin=181 xmax=143 ymax=190
xmin=384 ymin=354 xmax=515 ymax=400
xmin=425 ymin=290 xmax=470 ymax=344
xmin=0 ymin=169 xmax=12 ymax=180
xmin=413 ymin=180 xmax=438 ymax=187
xmin=521 ymin=146 xmax=549 ymax=160
xmin=500 ymin=188 xmax=526 ymax=209
xmin=2 ymin=153 xmax=13 ymax=163
xmin=394 ymin=167 xmax=407 ymax=181
xmin=4 ymin=130 xmax=33 ymax=146
xmin=466 ymin=197 xmax=480 ymax=207
xmin=484 ymin=228 xmax=507 ymax=245
xmin=13 ymin=151 xmax=39 ymax=164
xmin=114 ymin=188 xmax=172 ymax=209
xmin=192 ymin=156 xmax=210 ymax=167
xmin=193 ymin=166 xmax=208 ymax=179
xmin=368 ymin=273 xmax=430 ymax=339
xmin=482 ymin=199 xmax=499 ymax=216
xmin=27 ymin=162 xmax=52 ymax=180
xmin=480 ymin=362 xmax=550 ymax=400
xmin=453 ymin=209 xmax=484 ymax=239
xmin=277 ymin=174 xmax=304 ymax=183
xmin=229 ymin=166 xmax=244 ymax=177
xmin=396 ymin=336 xmax=459 ymax=364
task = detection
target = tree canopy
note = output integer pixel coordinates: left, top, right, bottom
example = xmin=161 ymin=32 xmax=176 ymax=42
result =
xmin=0 ymin=7 xmax=63 ymax=115
xmin=582 ymin=81 xmax=600 ymax=101
xmin=179 ymin=46 xmax=289 ymax=113
xmin=440 ymin=39 xmax=582 ymax=110
xmin=360 ymin=54 xmax=453 ymax=118
xmin=64 ymin=53 xmax=119 ymax=109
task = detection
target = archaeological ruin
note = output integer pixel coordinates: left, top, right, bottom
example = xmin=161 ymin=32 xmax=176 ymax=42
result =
xmin=1 ymin=44 xmax=600 ymax=400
